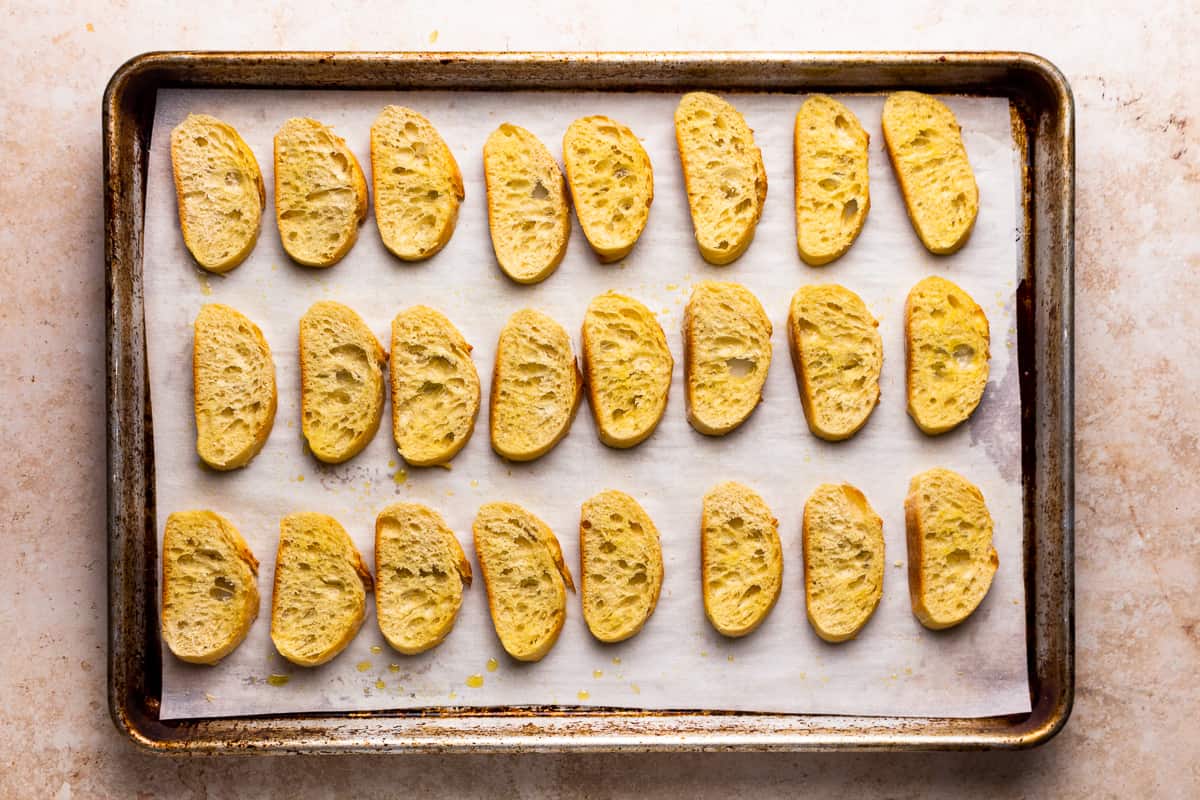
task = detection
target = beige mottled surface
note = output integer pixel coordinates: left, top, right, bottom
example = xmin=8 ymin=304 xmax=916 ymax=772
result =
xmin=1 ymin=1 xmax=1197 ymax=797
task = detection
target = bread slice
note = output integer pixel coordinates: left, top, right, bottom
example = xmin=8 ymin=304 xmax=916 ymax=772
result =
xmin=787 ymin=284 xmax=882 ymax=441
xmin=490 ymin=309 xmax=582 ymax=461
xmin=270 ymin=512 xmax=373 ymax=667
xmin=299 ymin=301 xmax=386 ymax=464
xmin=390 ymin=306 xmax=480 ymax=466
xmin=581 ymin=292 xmax=673 ymax=448
xmin=370 ymin=106 xmax=464 ymax=261
xmin=161 ymin=510 xmax=260 ymax=665
xmin=674 ymin=92 xmax=767 ymax=265
xmin=580 ymin=490 xmax=663 ymax=643
xmin=375 ymin=503 xmax=472 ymax=655
xmin=684 ymin=281 xmax=772 ymax=435
xmin=274 ymin=117 xmax=368 ymax=267
xmin=562 ymin=116 xmax=654 ymax=262
xmin=882 ymin=92 xmax=979 ymax=255
xmin=701 ymin=482 xmax=782 ymax=637
xmin=905 ymin=276 xmax=990 ymax=434
xmin=794 ymin=95 xmax=870 ymax=266
xmin=803 ymin=484 xmax=884 ymax=643
xmin=193 ymin=304 xmax=277 ymax=470
xmin=170 ymin=114 xmax=265 ymax=273
xmin=473 ymin=502 xmax=575 ymax=661
xmin=483 ymin=124 xmax=570 ymax=283
xmin=904 ymin=468 xmax=998 ymax=629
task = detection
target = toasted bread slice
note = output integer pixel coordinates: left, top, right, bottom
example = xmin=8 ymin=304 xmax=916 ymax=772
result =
xmin=390 ymin=306 xmax=480 ymax=466
xmin=193 ymin=304 xmax=277 ymax=470
xmin=580 ymin=490 xmax=664 ymax=643
xmin=370 ymin=106 xmax=464 ymax=261
xmin=490 ymin=309 xmax=582 ymax=461
xmin=803 ymin=484 xmax=884 ymax=642
xmin=674 ymin=92 xmax=767 ymax=265
xmin=787 ymin=284 xmax=882 ymax=441
xmin=582 ymin=292 xmax=673 ymax=448
xmin=882 ymin=92 xmax=979 ymax=254
xmin=905 ymin=468 xmax=998 ymax=629
xmin=905 ymin=276 xmax=990 ymax=434
xmin=563 ymin=116 xmax=654 ymax=262
xmin=473 ymin=502 xmax=575 ymax=661
xmin=274 ymin=117 xmax=368 ymax=267
xmin=701 ymin=482 xmax=782 ymax=637
xmin=270 ymin=512 xmax=373 ymax=667
xmin=794 ymin=95 xmax=870 ymax=266
xmin=161 ymin=510 xmax=260 ymax=665
xmin=483 ymin=124 xmax=570 ymax=283
xmin=170 ymin=114 xmax=265 ymax=273
xmin=375 ymin=503 xmax=472 ymax=655
xmin=299 ymin=301 xmax=386 ymax=464
xmin=684 ymin=281 xmax=772 ymax=435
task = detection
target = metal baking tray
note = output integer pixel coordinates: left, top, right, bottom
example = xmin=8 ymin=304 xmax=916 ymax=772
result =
xmin=105 ymin=51 xmax=1074 ymax=753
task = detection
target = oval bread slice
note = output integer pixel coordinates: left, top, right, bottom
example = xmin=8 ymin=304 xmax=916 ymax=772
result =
xmin=271 ymin=512 xmax=373 ymax=667
xmin=483 ymin=124 xmax=570 ymax=283
xmin=904 ymin=468 xmax=998 ymax=629
xmin=580 ymin=490 xmax=664 ymax=643
xmin=582 ymin=292 xmax=673 ymax=448
xmin=375 ymin=503 xmax=472 ymax=655
xmin=701 ymin=482 xmax=782 ymax=637
xmin=794 ymin=95 xmax=870 ymax=266
xmin=473 ymin=502 xmax=575 ymax=662
xmin=882 ymin=92 xmax=979 ymax=255
xmin=299 ymin=301 xmax=386 ymax=464
xmin=905 ymin=276 xmax=990 ymax=434
xmin=193 ymin=304 xmax=277 ymax=470
xmin=161 ymin=510 xmax=260 ymax=665
xmin=803 ymin=484 xmax=884 ymax=642
xmin=170 ymin=113 xmax=265 ymax=273
xmin=563 ymin=115 xmax=654 ymax=262
xmin=684 ymin=281 xmax=772 ymax=436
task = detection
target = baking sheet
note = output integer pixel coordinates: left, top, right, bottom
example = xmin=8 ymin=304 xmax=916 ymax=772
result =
xmin=144 ymin=87 xmax=1029 ymax=720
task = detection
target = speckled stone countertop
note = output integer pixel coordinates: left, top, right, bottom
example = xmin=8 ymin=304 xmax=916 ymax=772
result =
xmin=2 ymin=1 xmax=1197 ymax=797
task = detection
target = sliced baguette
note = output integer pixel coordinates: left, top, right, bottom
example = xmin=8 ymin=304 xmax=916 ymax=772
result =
xmin=473 ymin=502 xmax=575 ymax=661
xmin=702 ymin=482 xmax=782 ymax=637
xmin=193 ymin=304 xmax=277 ymax=470
xmin=375 ymin=503 xmax=472 ymax=655
xmin=581 ymin=292 xmax=673 ymax=448
xmin=803 ymin=483 xmax=884 ymax=642
xmin=905 ymin=468 xmax=998 ymax=629
xmin=170 ymin=114 xmax=265 ymax=273
xmin=794 ymin=95 xmax=870 ymax=266
xmin=580 ymin=490 xmax=663 ymax=643
xmin=882 ymin=92 xmax=979 ymax=255
xmin=161 ymin=510 xmax=260 ymax=665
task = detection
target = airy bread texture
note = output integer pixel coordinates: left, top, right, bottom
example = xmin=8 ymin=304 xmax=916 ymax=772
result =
xmin=274 ymin=117 xmax=368 ymax=267
xmin=271 ymin=512 xmax=373 ymax=667
xmin=904 ymin=468 xmax=998 ymax=629
xmin=580 ymin=490 xmax=664 ymax=643
xmin=170 ymin=113 xmax=265 ymax=273
xmin=674 ymin=92 xmax=767 ymax=265
xmin=161 ymin=510 xmax=260 ymax=665
xmin=787 ymin=284 xmax=882 ymax=441
xmin=563 ymin=115 xmax=654 ymax=262
xmin=193 ymin=304 xmax=277 ymax=470
xmin=299 ymin=301 xmax=386 ymax=464
xmin=882 ymin=92 xmax=979 ymax=255
xmin=483 ymin=124 xmax=570 ymax=283
xmin=794 ymin=95 xmax=870 ymax=266
xmin=490 ymin=309 xmax=582 ymax=461
xmin=370 ymin=106 xmax=464 ymax=261
xmin=803 ymin=484 xmax=884 ymax=643
xmin=473 ymin=502 xmax=575 ymax=661
xmin=582 ymin=292 xmax=673 ymax=448
xmin=390 ymin=306 xmax=480 ymax=466
xmin=375 ymin=503 xmax=472 ymax=655
xmin=905 ymin=276 xmax=990 ymax=434
xmin=701 ymin=482 xmax=782 ymax=637
xmin=684 ymin=281 xmax=772 ymax=435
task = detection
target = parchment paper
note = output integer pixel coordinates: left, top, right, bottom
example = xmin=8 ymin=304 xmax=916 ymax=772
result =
xmin=144 ymin=88 xmax=1029 ymax=720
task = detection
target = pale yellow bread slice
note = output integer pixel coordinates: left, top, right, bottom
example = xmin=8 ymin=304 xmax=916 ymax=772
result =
xmin=803 ymin=483 xmax=884 ymax=643
xmin=580 ymin=490 xmax=663 ymax=643
xmin=794 ymin=95 xmax=870 ymax=265
xmin=701 ymin=482 xmax=782 ymax=637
